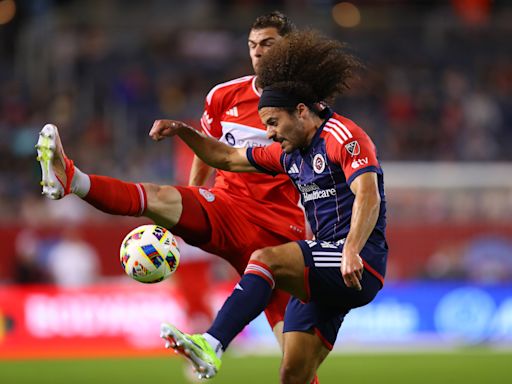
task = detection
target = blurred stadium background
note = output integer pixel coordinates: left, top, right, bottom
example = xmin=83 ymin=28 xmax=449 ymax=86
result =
xmin=1 ymin=0 xmax=511 ymax=382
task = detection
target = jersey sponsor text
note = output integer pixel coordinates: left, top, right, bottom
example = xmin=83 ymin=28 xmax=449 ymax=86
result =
xmin=303 ymin=188 xmax=337 ymax=203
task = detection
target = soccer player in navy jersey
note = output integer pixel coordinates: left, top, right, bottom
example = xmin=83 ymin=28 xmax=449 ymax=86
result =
xmin=153 ymin=29 xmax=388 ymax=383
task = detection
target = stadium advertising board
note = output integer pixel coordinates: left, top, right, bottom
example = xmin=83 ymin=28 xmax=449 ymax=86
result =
xmin=1 ymin=282 xmax=511 ymax=358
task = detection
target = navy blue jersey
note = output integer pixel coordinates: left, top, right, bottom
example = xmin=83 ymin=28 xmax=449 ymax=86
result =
xmin=247 ymin=111 xmax=388 ymax=282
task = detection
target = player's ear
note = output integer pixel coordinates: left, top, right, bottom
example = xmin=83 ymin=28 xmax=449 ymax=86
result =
xmin=296 ymin=103 xmax=307 ymax=118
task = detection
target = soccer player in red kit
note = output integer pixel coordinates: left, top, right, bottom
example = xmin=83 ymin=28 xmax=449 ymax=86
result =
xmin=155 ymin=30 xmax=388 ymax=383
xmin=36 ymin=11 xmax=310 ymax=360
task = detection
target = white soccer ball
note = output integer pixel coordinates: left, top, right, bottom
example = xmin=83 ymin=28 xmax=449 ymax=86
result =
xmin=120 ymin=224 xmax=180 ymax=283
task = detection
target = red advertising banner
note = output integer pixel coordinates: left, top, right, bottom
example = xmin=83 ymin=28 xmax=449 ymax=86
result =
xmin=0 ymin=283 xmax=232 ymax=359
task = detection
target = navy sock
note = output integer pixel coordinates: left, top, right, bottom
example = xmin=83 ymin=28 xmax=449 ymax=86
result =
xmin=207 ymin=272 xmax=274 ymax=350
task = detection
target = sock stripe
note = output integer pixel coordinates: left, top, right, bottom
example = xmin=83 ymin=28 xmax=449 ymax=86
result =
xmin=245 ymin=262 xmax=275 ymax=289
xmin=135 ymin=183 xmax=146 ymax=216
xmin=246 ymin=269 xmax=274 ymax=288
xmin=247 ymin=259 xmax=272 ymax=271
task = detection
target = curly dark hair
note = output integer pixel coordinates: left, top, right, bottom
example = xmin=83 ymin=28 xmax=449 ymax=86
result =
xmin=256 ymin=29 xmax=362 ymax=104
xmin=251 ymin=11 xmax=296 ymax=37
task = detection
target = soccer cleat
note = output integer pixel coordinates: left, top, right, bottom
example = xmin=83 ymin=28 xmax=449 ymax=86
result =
xmin=36 ymin=123 xmax=75 ymax=200
xmin=160 ymin=323 xmax=221 ymax=380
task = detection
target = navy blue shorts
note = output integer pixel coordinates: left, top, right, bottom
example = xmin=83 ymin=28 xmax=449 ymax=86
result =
xmin=283 ymin=240 xmax=383 ymax=349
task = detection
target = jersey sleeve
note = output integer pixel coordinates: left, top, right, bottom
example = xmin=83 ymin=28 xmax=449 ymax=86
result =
xmin=200 ymin=88 xmax=224 ymax=139
xmin=327 ymin=126 xmax=382 ymax=185
xmin=246 ymin=142 xmax=286 ymax=176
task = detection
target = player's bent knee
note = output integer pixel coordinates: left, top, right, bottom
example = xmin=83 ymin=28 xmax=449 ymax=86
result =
xmin=279 ymin=362 xmax=313 ymax=384
xmin=144 ymin=184 xmax=181 ymax=208
xmin=142 ymin=183 xmax=183 ymax=227
xmin=250 ymin=247 xmax=277 ymax=269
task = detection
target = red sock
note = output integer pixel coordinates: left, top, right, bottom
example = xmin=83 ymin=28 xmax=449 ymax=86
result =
xmin=264 ymin=289 xmax=290 ymax=329
xmin=84 ymin=175 xmax=147 ymax=216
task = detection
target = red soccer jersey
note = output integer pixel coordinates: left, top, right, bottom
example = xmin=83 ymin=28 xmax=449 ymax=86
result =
xmin=199 ymin=76 xmax=305 ymax=238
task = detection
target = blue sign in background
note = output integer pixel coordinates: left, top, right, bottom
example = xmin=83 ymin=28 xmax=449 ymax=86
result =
xmin=339 ymin=282 xmax=512 ymax=345
xmin=242 ymin=282 xmax=512 ymax=349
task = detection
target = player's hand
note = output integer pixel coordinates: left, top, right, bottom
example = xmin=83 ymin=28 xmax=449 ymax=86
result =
xmin=149 ymin=119 xmax=191 ymax=141
xmin=341 ymin=251 xmax=364 ymax=291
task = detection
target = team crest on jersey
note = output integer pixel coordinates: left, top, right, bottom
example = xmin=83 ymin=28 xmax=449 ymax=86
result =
xmin=199 ymin=188 xmax=215 ymax=202
xmin=313 ymin=154 xmax=326 ymax=174
xmin=345 ymin=141 xmax=360 ymax=157
xmin=225 ymin=132 xmax=236 ymax=146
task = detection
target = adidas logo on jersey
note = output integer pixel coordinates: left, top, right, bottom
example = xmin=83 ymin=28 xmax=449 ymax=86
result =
xmin=288 ymin=163 xmax=299 ymax=174
xmin=226 ymin=106 xmax=239 ymax=117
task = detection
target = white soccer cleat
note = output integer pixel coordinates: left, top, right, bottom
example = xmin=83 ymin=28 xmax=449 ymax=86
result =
xmin=35 ymin=124 xmax=75 ymax=200
xmin=160 ymin=323 xmax=221 ymax=380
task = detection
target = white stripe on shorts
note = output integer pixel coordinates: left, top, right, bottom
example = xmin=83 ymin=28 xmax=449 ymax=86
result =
xmin=314 ymin=263 xmax=342 ymax=267
xmin=312 ymin=251 xmax=342 ymax=256
xmin=313 ymin=257 xmax=342 ymax=261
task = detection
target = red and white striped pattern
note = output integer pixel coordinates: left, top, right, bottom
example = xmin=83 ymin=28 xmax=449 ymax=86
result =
xmin=244 ymin=260 xmax=275 ymax=289
xmin=324 ymin=117 xmax=353 ymax=145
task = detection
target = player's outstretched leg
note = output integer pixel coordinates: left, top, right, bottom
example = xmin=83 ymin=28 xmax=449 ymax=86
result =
xmin=35 ymin=123 xmax=150 ymax=218
xmin=160 ymin=323 xmax=221 ymax=380
xmin=36 ymin=123 xmax=75 ymax=200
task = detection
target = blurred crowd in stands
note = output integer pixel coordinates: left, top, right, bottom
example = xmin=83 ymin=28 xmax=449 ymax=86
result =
xmin=1 ymin=0 xmax=511 ymax=283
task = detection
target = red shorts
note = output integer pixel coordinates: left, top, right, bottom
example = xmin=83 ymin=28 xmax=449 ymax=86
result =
xmin=172 ymin=186 xmax=305 ymax=328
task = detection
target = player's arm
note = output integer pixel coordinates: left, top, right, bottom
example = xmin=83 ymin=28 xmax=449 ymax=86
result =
xmin=189 ymin=156 xmax=215 ymax=186
xmin=342 ymin=172 xmax=381 ymax=290
xmin=150 ymin=119 xmax=257 ymax=173
xmin=189 ymin=101 xmax=219 ymax=185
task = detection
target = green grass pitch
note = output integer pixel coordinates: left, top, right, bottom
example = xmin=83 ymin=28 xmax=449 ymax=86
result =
xmin=1 ymin=350 xmax=510 ymax=384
